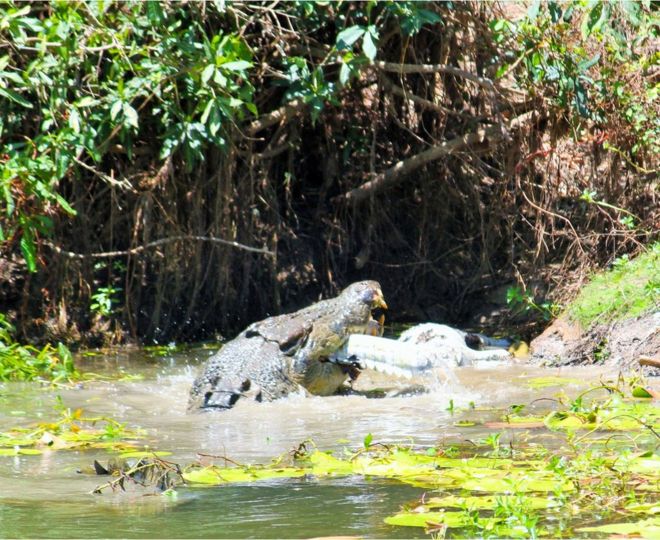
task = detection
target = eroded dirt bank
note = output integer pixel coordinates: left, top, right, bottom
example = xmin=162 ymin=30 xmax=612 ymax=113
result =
xmin=531 ymin=311 xmax=660 ymax=374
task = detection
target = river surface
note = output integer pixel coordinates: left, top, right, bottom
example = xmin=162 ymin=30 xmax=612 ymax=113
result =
xmin=0 ymin=347 xmax=623 ymax=538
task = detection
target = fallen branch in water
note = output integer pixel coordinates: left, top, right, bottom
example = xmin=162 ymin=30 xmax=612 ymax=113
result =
xmin=44 ymin=235 xmax=274 ymax=259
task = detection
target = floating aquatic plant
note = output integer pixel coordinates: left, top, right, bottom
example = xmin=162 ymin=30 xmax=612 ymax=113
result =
xmin=0 ymin=399 xmax=147 ymax=455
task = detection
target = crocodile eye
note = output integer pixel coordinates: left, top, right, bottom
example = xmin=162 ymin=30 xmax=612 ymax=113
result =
xmin=359 ymin=287 xmax=376 ymax=304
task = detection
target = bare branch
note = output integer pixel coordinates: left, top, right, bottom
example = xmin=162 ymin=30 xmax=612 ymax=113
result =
xmin=44 ymin=235 xmax=274 ymax=259
xmin=375 ymin=60 xmax=496 ymax=91
xmin=338 ymin=111 xmax=538 ymax=205
xmin=381 ymin=75 xmax=471 ymax=118
xmin=245 ymin=99 xmax=306 ymax=136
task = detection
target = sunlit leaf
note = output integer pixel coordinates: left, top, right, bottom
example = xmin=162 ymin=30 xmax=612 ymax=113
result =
xmin=201 ymin=64 xmax=215 ymax=84
xmin=577 ymin=517 xmax=660 ymax=538
xmin=363 ymin=432 xmax=373 ymax=448
xmin=0 ymin=88 xmax=33 ymax=108
xmin=460 ymin=476 xmax=574 ymax=493
xmin=626 ymin=502 xmax=660 ymax=515
xmin=220 ymin=60 xmax=252 ymax=72
xmin=308 ymin=451 xmax=354 ymax=475
xmin=425 ymin=494 xmax=559 ymax=510
xmin=20 ymin=234 xmax=37 ymax=273
xmin=110 ymin=100 xmax=123 ymax=121
xmin=118 ymin=451 xmax=173 ymax=459
xmin=524 ymin=376 xmax=581 ymax=389
xmin=336 ymin=25 xmax=365 ymax=50
xmin=385 ymin=510 xmax=475 ymax=528
xmin=362 ymin=29 xmax=377 ymax=61
xmin=183 ymin=465 xmax=306 ymax=485
xmin=123 ymin=103 xmax=139 ymax=128
xmin=632 ymin=386 xmax=653 ymax=398
xmin=54 ymin=193 xmax=77 ymax=216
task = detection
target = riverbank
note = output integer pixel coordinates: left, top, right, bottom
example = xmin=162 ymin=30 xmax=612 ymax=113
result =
xmin=531 ymin=245 xmax=659 ymax=372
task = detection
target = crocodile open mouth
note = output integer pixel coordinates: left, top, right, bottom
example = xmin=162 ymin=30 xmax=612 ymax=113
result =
xmin=366 ymin=309 xmax=386 ymax=336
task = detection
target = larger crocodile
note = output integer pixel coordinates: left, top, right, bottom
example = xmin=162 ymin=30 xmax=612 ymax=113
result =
xmin=188 ymin=281 xmax=387 ymax=411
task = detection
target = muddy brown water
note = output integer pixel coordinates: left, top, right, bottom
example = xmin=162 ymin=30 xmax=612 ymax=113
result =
xmin=0 ymin=348 xmax=619 ymax=538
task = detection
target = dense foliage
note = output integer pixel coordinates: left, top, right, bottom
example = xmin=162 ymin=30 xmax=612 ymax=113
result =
xmin=0 ymin=1 xmax=657 ymax=343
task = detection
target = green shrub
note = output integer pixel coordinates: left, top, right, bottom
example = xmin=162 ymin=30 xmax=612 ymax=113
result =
xmin=0 ymin=313 xmax=77 ymax=381
xmin=569 ymin=243 xmax=660 ymax=327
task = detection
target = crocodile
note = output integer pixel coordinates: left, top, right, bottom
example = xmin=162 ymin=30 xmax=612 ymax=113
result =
xmin=188 ymin=281 xmax=387 ymax=411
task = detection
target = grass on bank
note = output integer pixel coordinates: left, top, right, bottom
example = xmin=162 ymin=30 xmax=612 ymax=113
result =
xmin=569 ymin=243 xmax=660 ymax=328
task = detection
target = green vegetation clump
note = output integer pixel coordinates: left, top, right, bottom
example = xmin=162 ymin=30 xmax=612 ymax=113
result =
xmin=0 ymin=313 xmax=77 ymax=381
xmin=0 ymin=399 xmax=148 ymax=455
xmin=569 ymin=243 xmax=659 ymax=327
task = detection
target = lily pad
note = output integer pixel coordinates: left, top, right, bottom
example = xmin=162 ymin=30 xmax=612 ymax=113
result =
xmin=384 ymin=510 xmax=475 ymax=528
xmin=0 ymin=447 xmax=43 ymax=456
xmin=307 ymin=451 xmax=354 ymax=475
xmin=118 ymin=451 xmax=173 ymax=459
xmin=183 ymin=465 xmax=307 ymax=485
xmin=616 ymin=454 xmax=660 ymax=474
xmin=460 ymin=476 xmax=574 ymax=493
xmin=425 ymin=494 xmax=559 ymax=510
xmin=524 ymin=376 xmax=581 ymax=389
xmin=626 ymin=502 xmax=660 ymax=514
xmin=453 ymin=420 xmax=477 ymax=427
xmin=577 ymin=517 xmax=660 ymax=538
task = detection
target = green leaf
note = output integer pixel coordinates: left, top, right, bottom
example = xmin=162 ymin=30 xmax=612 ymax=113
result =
xmin=426 ymin=495 xmax=558 ymax=510
xmin=110 ymin=100 xmax=123 ymax=121
xmin=336 ymin=25 xmax=365 ymax=50
xmin=621 ymin=0 xmax=642 ymax=26
xmin=68 ymin=108 xmax=81 ymax=133
xmin=20 ymin=233 xmax=37 ymax=273
xmin=219 ymin=60 xmax=252 ymax=72
xmin=362 ymin=29 xmax=377 ymax=61
xmin=201 ymin=64 xmax=215 ymax=84
xmin=308 ymin=451 xmax=354 ymax=475
xmin=385 ymin=510 xmax=474 ymax=529
xmin=632 ymin=386 xmax=653 ymax=398
xmin=0 ymin=88 xmax=33 ymax=109
xmin=57 ymin=342 xmax=75 ymax=373
xmin=183 ymin=465 xmax=306 ymax=485
xmin=548 ymin=1 xmax=562 ymax=23
xmin=118 ymin=451 xmax=172 ymax=458
xmin=527 ymin=0 xmax=541 ymax=20
xmin=363 ymin=432 xmax=373 ymax=448
xmin=123 ymin=103 xmax=139 ymax=128
xmin=76 ymin=96 xmax=98 ymax=108
xmin=460 ymin=476 xmax=574 ymax=493
xmin=578 ymin=53 xmax=601 ymax=73
xmin=200 ymin=99 xmax=215 ymax=124
xmin=577 ymin=517 xmax=660 ymax=539
xmin=574 ymin=79 xmax=589 ymax=117
xmin=339 ymin=62 xmax=351 ymax=86
xmin=524 ymin=376 xmax=581 ymax=389
xmin=54 ymin=194 xmax=76 ymax=216
xmin=146 ymin=0 xmax=165 ymax=25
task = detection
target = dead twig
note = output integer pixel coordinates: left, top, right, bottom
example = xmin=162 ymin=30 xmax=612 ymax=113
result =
xmin=339 ymin=111 xmax=538 ymax=204
xmin=44 ymin=235 xmax=274 ymax=259
xmin=375 ymin=60 xmax=496 ymax=91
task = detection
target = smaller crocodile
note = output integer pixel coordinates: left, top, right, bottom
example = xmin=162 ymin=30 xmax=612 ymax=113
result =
xmin=188 ymin=281 xmax=387 ymax=411
xmin=330 ymin=323 xmax=512 ymax=378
